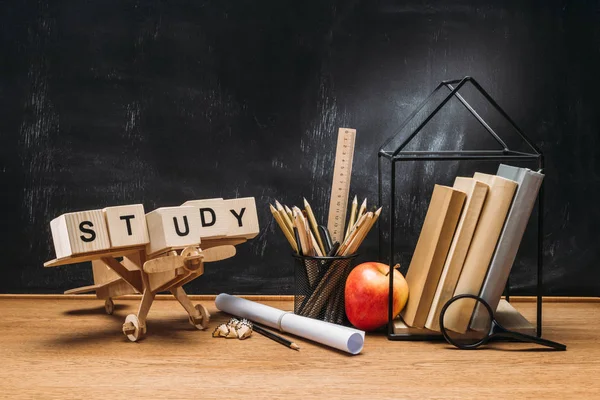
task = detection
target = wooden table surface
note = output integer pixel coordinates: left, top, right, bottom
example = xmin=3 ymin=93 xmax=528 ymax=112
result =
xmin=0 ymin=296 xmax=598 ymax=399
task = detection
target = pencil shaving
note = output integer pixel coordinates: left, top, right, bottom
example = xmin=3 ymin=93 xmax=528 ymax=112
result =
xmin=212 ymin=318 xmax=254 ymax=340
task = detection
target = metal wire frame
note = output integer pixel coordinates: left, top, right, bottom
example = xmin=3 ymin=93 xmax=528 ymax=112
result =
xmin=377 ymin=76 xmax=544 ymax=340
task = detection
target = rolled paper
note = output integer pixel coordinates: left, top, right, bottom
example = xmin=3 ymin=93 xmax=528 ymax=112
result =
xmin=215 ymin=293 xmax=365 ymax=355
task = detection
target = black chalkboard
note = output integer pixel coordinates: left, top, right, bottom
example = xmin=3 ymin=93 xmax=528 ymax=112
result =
xmin=1 ymin=0 xmax=599 ymax=295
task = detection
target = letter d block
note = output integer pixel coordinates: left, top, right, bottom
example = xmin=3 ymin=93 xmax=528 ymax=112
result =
xmin=223 ymin=197 xmax=260 ymax=239
xmin=103 ymin=204 xmax=150 ymax=248
xmin=50 ymin=210 xmax=112 ymax=259
xmin=145 ymin=206 xmax=201 ymax=255
xmin=182 ymin=198 xmax=229 ymax=240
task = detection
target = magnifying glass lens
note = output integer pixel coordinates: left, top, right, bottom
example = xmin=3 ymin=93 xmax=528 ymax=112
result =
xmin=441 ymin=296 xmax=493 ymax=348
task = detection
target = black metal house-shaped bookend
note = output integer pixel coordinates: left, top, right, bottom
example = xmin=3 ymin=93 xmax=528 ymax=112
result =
xmin=377 ymin=76 xmax=544 ymax=340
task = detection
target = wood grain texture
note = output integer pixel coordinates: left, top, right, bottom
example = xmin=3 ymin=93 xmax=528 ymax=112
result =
xmin=145 ymin=206 xmax=202 ymax=255
xmin=0 ymin=298 xmax=596 ymax=400
xmin=50 ymin=210 xmax=112 ymax=259
xmin=222 ymin=197 xmax=260 ymax=239
xmin=182 ymin=198 xmax=230 ymax=239
xmin=103 ymin=204 xmax=149 ymax=248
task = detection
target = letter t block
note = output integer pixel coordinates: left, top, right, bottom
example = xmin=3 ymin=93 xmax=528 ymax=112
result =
xmin=103 ymin=204 xmax=149 ymax=248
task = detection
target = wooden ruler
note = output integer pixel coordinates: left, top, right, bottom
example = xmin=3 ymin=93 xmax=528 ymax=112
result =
xmin=327 ymin=128 xmax=356 ymax=244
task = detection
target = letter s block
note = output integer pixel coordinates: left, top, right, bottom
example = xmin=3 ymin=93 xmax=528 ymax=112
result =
xmin=50 ymin=210 xmax=112 ymax=259
xmin=103 ymin=204 xmax=149 ymax=248
xmin=223 ymin=197 xmax=260 ymax=239
xmin=182 ymin=198 xmax=229 ymax=240
xmin=145 ymin=206 xmax=201 ymax=255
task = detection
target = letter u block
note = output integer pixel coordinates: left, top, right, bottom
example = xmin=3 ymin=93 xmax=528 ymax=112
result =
xmin=145 ymin=206 xmax=202 ymax=255
xmin=50 ymin=210 xmax=112 ymax=259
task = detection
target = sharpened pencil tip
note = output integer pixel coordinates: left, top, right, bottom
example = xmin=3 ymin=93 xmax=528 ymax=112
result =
xmin=291 ymin=343 xmax=300 ymax=350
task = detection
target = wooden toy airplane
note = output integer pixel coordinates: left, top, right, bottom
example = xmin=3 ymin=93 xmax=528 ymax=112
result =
xmin=44 ymin=197 xmax=259 ymax=342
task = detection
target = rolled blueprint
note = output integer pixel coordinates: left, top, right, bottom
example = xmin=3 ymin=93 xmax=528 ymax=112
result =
xmin=215 ymin=293 xmax=365 ymax=355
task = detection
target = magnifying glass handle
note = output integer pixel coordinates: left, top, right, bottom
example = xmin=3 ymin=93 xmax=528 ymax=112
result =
xmin=502 ymin=331 xmax=566 ymax=351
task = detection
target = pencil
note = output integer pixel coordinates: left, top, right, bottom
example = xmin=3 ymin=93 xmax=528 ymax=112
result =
xmin=345 ymin=196 xmax=358 ymax=240
xmin=270 ymin=204 xmax=298 ymax=253
xmin=253 ymin=323 xmax=300 ymax=351
xmin=284 ymin=205 xmax=293 ymax=222
xmin=357 ymin=198 xmax=367 ymax=219
xmin=275 ymin=200 xmax=294 ymax=233
xmin=344 ymin=211 xmax=374 ymax=255
xmin=337 ymin=211 xmax=369 ymax=255
xmin=303 ymin=198 xmax=326 ymax=255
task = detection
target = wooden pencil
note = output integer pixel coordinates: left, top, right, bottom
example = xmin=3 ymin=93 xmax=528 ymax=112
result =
xmin=343 ymin=211 xmax=374 ymax=256
xmin=275 ymin=200 xmax=294 ymax=234
xmin=293 ymin=209 xmax=311 ymax=256
xmin=357 ymin=198 xmax=367 ymax=219
xmin=253 ymin=323 xmax=300 ymax=351
xmin=337 ymin=212 xmax=369 ymax=255
xmin=344 ymin=207 xmax=381 ymax=256
xmin=345 ymin=196 xmax=358 ymax=241
xmin=284 ymin=205 xmax=293 ymax=222
xmin=303 ymin=198 xmax=326 ymax=255
xmin=270 ymin=204 xmax=298 ymax=253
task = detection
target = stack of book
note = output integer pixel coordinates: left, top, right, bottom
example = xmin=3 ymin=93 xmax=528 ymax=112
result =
xmin=395 ymin=164 xmax=544 ymax=334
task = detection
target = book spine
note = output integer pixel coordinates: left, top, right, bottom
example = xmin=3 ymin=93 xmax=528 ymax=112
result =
xmin=478 ymin=167 xmax=544 ymax=314
xmin=401 ymin=185 xmax=465 ymax=328
xmin=424 ymin=179 xmax=488 ymax=331
xmin=442 ymin=174 xmax=517 ymax=333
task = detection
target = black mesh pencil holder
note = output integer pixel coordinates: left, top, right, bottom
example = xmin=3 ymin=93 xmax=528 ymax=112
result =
xmin=293 ymin=253 xmax=358 ymax=325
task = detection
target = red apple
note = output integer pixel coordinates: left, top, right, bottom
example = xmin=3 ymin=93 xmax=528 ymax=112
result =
xmin=345 ymin=262 xmax=409 ymax=331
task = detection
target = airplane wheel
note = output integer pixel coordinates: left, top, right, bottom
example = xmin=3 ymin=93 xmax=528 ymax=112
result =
xmin=189 ymin=304 xmax=211 ymax=330
xmin=123 ymin=314 xmax=143 ymax=342
xmin=104 ymin=298 xmax=114 ymax=315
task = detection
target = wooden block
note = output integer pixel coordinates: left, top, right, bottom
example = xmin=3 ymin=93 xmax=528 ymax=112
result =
xmin=182 ymin=198 xmax=229 ymax=240
xmin=145 ymin=206 xmax=202 ymax=255
xmin=50 ymin=210 xmax=112 ymax=259
xmin=103 ymin=204 xmax=149 ymax=248
xmin=223 ymin=197 xmax=260 ymax=239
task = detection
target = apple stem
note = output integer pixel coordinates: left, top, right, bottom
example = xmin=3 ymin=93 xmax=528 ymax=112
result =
xmin=385 ymin=263 xmax=401 ymax=276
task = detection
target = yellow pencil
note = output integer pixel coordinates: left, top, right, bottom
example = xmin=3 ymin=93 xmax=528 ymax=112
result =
xmin=303 ymin=198 xmax=326 ymax=255
xmin=270 ymin=204 xmax=298 ymax=253
xmin=275 ymin=200 xmax=294 ymax=233
xmin=284 ymin=205 xmax=293 ymax=222
xmin=357 ymin=198 xmax=367 ymax=219
xmin=345 ymin=195 xmax=358 ymax=240
xmin=337 ymin=212 xmax=369 ymax=255
xmin=344 ymin=211 xmax=374 ymax=255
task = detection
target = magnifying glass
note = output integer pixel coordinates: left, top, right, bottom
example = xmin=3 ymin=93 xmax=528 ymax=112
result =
xmin=439 ymin=294 xmax=566 ymax=351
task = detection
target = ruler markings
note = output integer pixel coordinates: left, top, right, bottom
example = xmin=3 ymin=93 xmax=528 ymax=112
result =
xmin=327 ymin=128 xmax=356 ymax=243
